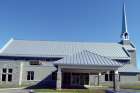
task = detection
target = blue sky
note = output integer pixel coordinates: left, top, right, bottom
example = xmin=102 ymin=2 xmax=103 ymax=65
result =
xmin=0 ymin=0 xmax=140 ymax=68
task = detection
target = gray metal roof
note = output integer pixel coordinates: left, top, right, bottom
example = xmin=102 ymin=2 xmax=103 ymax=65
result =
xmin=123 ymin=45 xmax=135 ymax=51
xmin=55 ymin=50 xmax=122 ymax=67
xmin=0 ymin=39 xmax=133 ymax=59
xmin=118 ymin=64 xmax=140 ymax=73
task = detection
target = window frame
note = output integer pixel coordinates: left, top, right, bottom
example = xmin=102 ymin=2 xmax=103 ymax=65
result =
xmin=1 ymin=68 xmax=13 ymax=82
xmin=27 ymin=71 xmax=34 ymax=81
xmin=2 ymin=74 xmax=6 ymax=82
xmin=29 ymin=60 xmax=41 ymax=65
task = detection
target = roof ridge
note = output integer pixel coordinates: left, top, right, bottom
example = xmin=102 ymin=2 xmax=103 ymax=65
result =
xmin=82 ymin=50 xmax=113 ymax=61
xmin=11 ymin=38 xmax=119 ymax=44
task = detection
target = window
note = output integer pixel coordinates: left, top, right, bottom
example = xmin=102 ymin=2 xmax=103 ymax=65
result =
xmin=109 ymin=71 xmax=114 ymax=81
xmin=8 ymin=74 xmax=12 ymax=81
xmin=1 ymin=68 xmax=13 ymax=82
xmin=105 ymin=71 xmax=114 ymax=81
xmin=8 ymin=69 xmax=13 ymax=73
xmin=105 ymin=74 xmax=109 ymax=81
xmin=83 ymin=73 xmax=89 ymax=85
xmin=124 ymin=32 xmax=128 ymax=39
xmin=52 ymin=72 xmax=57 ymax=80
xmin=2 ymin=74 xmax=6 ymax=81
xmin=71 ymin=73 xmax=89 ymax=85
xmin=3 ymin=68 xmax=7 ymax=73
xmin=62 ymin=73 xmax=71 ymax=84
xmin=30 ymin=60 xmax=41 ymax=65
xmin=27 ymin=71 xmax=34 ymax=80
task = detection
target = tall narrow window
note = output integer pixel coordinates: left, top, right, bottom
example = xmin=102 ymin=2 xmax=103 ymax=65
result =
xmin=105 ymin=71 xmax=114 ymax=81
xmin=109 ymin=71 xmax=114 ymax=81
xmin=8 ymin=74 xmax=12 ymax=82
xmin=105 ymin=74 xmax=108 ymax=81
xmin=2 ymin=68 xmax=7 ymax=81
xmin=27 ymin=71 xmax=34 ymax=80
xmin=7 ymin=68 xmax=12 ymax=82
xmin=2 ymin=74 xmax=6 ymax=81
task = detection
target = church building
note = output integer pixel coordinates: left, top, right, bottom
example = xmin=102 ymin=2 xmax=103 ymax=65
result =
xmin=0 ymin=4 xmax=139 ymax=90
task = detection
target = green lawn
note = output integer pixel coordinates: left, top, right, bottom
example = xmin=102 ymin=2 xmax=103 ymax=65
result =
xmin=30 ymin=84 xmax=140 ymax=93
xmin=120 ymin=83 xmax=140 ymax=90
xmin=1 ymin=83 xmax=140 ymax=93
xmin=101 ymin=82 xmax=140 ymax=90
xmin=2 ymin=83 xmax=140 ymax=93
xmin=34 ymin=89 xmax=105 ymax=93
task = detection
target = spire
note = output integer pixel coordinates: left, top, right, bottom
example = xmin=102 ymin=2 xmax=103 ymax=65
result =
xmin=121 ymin=3 xmax=129 ymax=41
xmin=122 ymin=3 xmax=128 ymax=33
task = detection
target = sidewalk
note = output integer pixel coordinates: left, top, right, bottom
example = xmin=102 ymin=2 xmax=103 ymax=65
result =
xmin=0 ymin=88 xmax=30 ymax=93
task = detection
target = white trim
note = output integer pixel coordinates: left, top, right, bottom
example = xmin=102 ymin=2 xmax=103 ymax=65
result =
xmin=115 ymin=70 xmax=119 ymax=74
xmin=123 ymin=3 xmax=128 ymax=33
xmin=99 ymin=72 xmax=101 ymax=76
xmin=0 ymin=38 xmax=14 ymax=53
xmin=19 ymin=62 xmax=23 ymax=86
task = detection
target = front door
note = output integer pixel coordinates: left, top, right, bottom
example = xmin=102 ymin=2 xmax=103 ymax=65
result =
xmin=72 ymin=73 xmax=80 ymax=86
xmin=71 ymin=73 xmax=89 ymax=86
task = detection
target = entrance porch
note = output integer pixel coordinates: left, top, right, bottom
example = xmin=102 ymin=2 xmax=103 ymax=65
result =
xmin=54 ymin=50 xmax=122 ymax=91
xmin=56 ymin=65 xmax=120 ymax=91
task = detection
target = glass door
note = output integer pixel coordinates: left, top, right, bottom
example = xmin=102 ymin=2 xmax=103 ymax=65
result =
xmin=71 ymin=73 xmax=80 ymax=86
xmin=71 ymin=73 xmax=89 ymax=86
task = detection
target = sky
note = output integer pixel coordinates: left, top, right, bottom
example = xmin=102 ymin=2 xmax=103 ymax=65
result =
xmin=0 ymin=0 xmax=140 ymax=68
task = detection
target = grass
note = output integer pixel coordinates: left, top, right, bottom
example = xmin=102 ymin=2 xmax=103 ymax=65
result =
xmin=101 ymin=82 xmax=140 ymax=90
xmin=1 ymin=83 xmax=140 ymax=93
xmin=32 ymin=84 xmax=140 ymax=93
xmin=34 ymin=89 xmax=105 ymax=93
xmin=120 ymin=83 xmax=140 ymax=90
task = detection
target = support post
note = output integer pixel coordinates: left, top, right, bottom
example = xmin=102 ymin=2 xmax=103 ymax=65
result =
xmin=56 ymin=66 xmax=62 ymax=90
xmin=98 ymin=72 xmax=101 ymax=86
xmin=113 ymin=70 xmax=120 ymax=91
xmin=106 ymin=71 xmax=110 ymax=81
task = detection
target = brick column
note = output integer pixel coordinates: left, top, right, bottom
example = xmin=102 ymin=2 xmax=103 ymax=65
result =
xmin=113 ymin=70 xmax=120 ymax=91
xmin=56 ymin=66 xmax=62 ymax=90
xmin=89 ymin=73 xmax=96 ymax=86
xmin=89 ymin=73 xmax=94 ymax=86
xmin=89 ymin=73 xmax=98 ymax=86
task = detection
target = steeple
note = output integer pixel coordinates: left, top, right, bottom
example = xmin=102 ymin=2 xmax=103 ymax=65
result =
xmin=120 ymin=3 xmax=130 ymax=45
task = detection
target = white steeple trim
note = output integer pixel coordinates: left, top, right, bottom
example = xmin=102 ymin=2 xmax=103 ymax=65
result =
xmin=123 ymin=3 xmax=128 ymax=33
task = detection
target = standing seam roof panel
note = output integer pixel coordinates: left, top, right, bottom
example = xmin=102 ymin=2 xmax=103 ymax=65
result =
xmin=0 ymin=39 xmax=130 ymax=59
xmin=55 ymin=50 xmax=122 ymax=67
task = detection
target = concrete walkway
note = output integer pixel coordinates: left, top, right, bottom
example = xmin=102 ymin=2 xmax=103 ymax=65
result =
xmin=0 ymin=88 xmax=31 ymax=93
xmin=106 ymin=89 xmax=140 ymax=93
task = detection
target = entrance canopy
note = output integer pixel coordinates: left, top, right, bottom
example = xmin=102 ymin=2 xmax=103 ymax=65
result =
xmin=55 ymin=50 xmax=121 ymax=90
xmin=55 ymin=50 xmax=122 ymax=70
